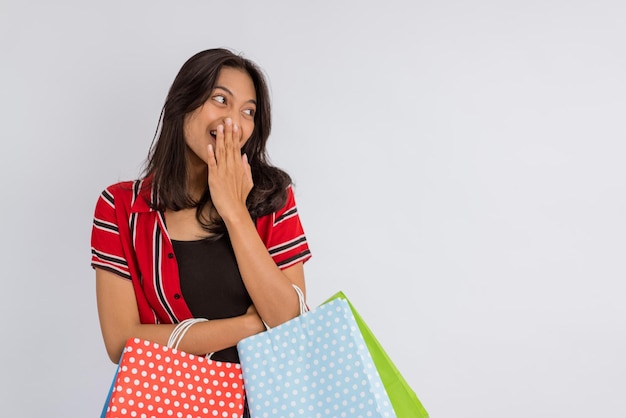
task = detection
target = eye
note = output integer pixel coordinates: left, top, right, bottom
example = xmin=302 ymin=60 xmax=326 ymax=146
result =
xmin=243 ymin=108 xmax=256 ymax=117
xmin=212 ymin=95 xmax=226 ymax=104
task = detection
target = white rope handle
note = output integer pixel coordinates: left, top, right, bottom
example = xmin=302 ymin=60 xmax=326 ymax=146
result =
xmin=293 ymin=284 xmax=308 ymax=314
xmin=167 ymin=318 xmax=208 ymax=350
xmin=263 ymin=284 xmax=308 ymax=330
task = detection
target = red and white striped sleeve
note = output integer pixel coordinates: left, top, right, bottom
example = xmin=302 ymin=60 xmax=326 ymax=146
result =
xmin=90 ymin=186 xmax=132 ymax=280
xmin=256 ymin=185 xmax=312 ymax=269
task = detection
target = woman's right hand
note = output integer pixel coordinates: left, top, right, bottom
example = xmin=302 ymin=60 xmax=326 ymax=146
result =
xmin=243 ymin=304 xmax=267 ymax=335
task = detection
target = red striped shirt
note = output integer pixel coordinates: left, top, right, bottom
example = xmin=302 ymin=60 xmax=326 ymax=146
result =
xmin=91 ymin=179 xmax=311 ymax=324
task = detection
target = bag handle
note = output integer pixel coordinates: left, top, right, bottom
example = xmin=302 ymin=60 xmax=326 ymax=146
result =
xmin=167 ymin=318 xmax=208 ymax=350
xmin=293 ymin=284 xmax=309 ymax=314
xmin=263 ymin=284 xmax=308 ymax=330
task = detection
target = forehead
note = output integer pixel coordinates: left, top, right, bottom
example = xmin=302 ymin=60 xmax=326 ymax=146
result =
xmin=215 ymin=67 xmax=256 ymax=100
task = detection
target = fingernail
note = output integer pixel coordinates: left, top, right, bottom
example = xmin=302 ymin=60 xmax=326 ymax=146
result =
xmin=233 ymin=124 xmax=239 ymax=132
xmin=217 ymin=125 xmax=223 ymax=133
xmin=225 ymin=118 xmax=232 ymax=125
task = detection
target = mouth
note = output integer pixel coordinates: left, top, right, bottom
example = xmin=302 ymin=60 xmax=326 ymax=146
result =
xmin=209 ymin=130 xmax=217 ymax=139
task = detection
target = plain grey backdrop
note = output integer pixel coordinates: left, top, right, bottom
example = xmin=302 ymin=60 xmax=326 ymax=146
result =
xmin=1 ymin=1 xmax=625 ymax=417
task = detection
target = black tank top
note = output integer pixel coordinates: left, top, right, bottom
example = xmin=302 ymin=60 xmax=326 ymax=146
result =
xmin=171 ymin=235 xmax=252 ymax=363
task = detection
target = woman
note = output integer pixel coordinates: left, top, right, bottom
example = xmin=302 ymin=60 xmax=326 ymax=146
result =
xmin=91 ymin=48 xmax=311 ymax=372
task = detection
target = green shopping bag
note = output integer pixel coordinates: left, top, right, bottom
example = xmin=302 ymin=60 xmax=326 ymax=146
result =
xmin=323 ymin=291 xmax=429 ymax=418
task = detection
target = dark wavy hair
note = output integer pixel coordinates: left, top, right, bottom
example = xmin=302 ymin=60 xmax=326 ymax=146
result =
xmin=143 ymin=48 xmax=291 ymax=234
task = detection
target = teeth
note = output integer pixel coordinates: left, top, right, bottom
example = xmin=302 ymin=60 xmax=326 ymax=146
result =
xmin=210 ymin=130 xmax=217 ymax=136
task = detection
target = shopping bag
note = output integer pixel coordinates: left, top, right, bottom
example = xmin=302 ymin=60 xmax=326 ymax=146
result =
xmin=324 ymin=292 xmax=429 ymax=418
xmin=237 ymin=298 xmax=396 ymax=418
xmin=101 ymin=337 xmax=245 ymax=417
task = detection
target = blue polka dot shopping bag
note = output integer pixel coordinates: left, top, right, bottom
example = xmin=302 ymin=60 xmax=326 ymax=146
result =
xmin=237 ymin=298 xmax=397 ymax=418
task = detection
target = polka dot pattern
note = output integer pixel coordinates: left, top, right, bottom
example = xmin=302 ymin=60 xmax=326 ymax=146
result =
xmin=103 ymin=338 xmax=245 ymax=418
xmin=237 ymin=299 xmax=396 ymax=418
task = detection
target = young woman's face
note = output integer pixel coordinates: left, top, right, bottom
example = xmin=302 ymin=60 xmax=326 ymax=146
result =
xmin=183 ymin=66 xmax=257 ymax=166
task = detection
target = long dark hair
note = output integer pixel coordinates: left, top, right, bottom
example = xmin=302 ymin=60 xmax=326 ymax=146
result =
xmin=143 ymin=48 xmax=291 ymax=234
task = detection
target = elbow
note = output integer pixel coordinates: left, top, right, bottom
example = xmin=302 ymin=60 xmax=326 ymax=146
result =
xmin=107 ymin=350 xmax=122 ymax=364
xmin=104 ymin=340 xmax=126 ymax=364
xmin=266 ymin=304 xmax=303 ymax=328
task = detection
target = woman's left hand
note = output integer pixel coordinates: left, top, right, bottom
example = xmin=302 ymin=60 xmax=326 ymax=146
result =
xmin=206 ymin=118 xmax=253 ymax=221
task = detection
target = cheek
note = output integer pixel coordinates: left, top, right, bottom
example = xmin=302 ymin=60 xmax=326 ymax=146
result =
xmin=241 ymin=124 xmax=255 ymax=144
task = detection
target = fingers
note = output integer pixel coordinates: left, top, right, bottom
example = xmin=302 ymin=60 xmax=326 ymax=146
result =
xmin=207 ymin=144 xmax=217 ymax=170
xmin=242 ymin=153 xmax=252 ymax=183
xmin=207 ymin=118 xmax=252 ymax=217
xmin=214 ymin=118 xmax=243 ymax=164
xmin=214 ymin=124 xmax=225 ymax=162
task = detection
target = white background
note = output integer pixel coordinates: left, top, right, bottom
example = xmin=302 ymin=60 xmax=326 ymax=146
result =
xmin=1 ymin=1 xmax=625 ymax=417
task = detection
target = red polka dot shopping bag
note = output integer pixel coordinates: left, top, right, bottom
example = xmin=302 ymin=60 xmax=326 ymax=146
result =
xmin=100 ymin=320 xmax=245 ymax=418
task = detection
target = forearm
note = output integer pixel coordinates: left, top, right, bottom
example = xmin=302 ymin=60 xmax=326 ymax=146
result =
xmin=97 ymin=269 xmax=265 ymax=363
xmin=223 ymin=210 xmax=304 ymax=327
xmin=127 ymin=315 xmax=259 ymax=357
xmin=205 ymin=122 xmax=306 ymax=327
xmin=104 ymin=314 xmax=263 ymax=364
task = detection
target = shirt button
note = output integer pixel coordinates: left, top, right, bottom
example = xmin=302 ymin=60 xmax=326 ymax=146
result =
xmin=174 ymin=294 xmax=181 ymax=300
xmin=168 ymin=253 xmax=174 ymax=259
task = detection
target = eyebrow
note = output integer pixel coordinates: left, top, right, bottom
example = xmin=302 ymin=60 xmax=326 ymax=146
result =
xmin=214 ymin=85 xmax=257 ymax=105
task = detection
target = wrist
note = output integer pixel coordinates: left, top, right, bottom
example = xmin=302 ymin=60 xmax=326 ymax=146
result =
xmin=244 ymin=311 xmax=265 ymax=335
xmin=222 ymin=206 xmax=253 ymax=228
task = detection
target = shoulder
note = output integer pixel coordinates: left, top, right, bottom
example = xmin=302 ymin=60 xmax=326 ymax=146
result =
xmin=255 ymin=184 xmax=312 ymax=267
xmin=256 ymin=184 xmax=303 ymax=232
xmin=101 ymin=180 xmax=139 ymax=197
xmin=275 ymin=184 xmax=298 ymax=219
xmin=265 ymin=184 xmax=298 ymax=220
xmin=97 ymin=179 xmax=147 ymax=208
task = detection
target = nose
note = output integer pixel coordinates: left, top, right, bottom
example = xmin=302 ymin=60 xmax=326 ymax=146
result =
xmin=223 ymin=111 xmax=241 ymax=128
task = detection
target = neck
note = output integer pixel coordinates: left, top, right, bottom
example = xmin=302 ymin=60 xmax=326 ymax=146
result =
xmin=186 ymin=155 xmax=208 ymax=202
